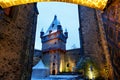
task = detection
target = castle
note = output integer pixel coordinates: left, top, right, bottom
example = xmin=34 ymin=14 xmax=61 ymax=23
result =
xmin=0 ymin=1 xmax=120 ymax=80
xmin=34 ymin=15 xmax=81 ymax=75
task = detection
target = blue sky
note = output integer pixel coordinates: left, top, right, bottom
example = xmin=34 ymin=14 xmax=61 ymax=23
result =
xmin=34 ymin=2 xmax=80 ymax=50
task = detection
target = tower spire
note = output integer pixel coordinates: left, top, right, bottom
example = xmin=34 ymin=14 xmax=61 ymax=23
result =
xmin=54 ymin=15 xmax=57 ymax=20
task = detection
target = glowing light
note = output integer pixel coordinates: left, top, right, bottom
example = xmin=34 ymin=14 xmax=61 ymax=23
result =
xmin=87 ymin=65 xmax=96 ymax=79
xmin=88 ymin=70 xmax=93 ymax=79
xmin=59 ymin=59 xmax=63 ymax=72
xmin=0 ymin=0 xmax=108 ymax=10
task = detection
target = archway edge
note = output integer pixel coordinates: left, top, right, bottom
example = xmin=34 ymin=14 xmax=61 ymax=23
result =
xmin=0 ymin=0 xmax=108 ymax=10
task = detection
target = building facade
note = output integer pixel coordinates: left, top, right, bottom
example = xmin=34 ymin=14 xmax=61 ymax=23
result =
xmin=0 ymin=3 xmax=38 ymax=80
xmin=0 ymin=1 xmax=120 ymax=80
xmin=40 ymin=15 xmax=68 ymax=74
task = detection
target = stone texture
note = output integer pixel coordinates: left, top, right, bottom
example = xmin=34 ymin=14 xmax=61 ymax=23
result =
xmin=78 ymin=6 xmax=109 ymax=78
xmin=65 ymin=48 xmax=81 ymax=72
xmin=102 ymin=1 xmax=120 ymax=79
xmin=33 ymin=48 xmax=81 ymax=73
xmin=33 ymin=49 xmax=42 ymax=66
xmin=78 ymin=6 xmax=103 ymax=62
xmin=0 ymin=4 xmax=38 ymax=80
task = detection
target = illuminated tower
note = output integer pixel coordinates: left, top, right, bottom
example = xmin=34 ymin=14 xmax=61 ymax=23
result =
xmin=40 ymin=15 xmax=68 ymax=75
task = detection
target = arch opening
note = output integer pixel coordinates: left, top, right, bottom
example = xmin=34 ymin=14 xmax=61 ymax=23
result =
xmin=0 ymin=0 xmax=108 ymax=10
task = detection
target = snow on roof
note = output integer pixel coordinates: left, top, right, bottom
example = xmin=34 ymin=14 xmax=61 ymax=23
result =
xmin=32 ymin=60 xmax=49 ymax=69
xmin=44 ymin=15 xmax=62 ymax=36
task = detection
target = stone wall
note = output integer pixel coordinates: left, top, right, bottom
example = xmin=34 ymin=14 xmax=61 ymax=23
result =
xmin=65 ymin=48 xmax=81 ymax=72
xmin=78 ymin=6 xmax=103 ymax=63
xmin=33 ymin=48 xmax=81 ymax=73
xmin=33 ymin=49 xmax=42 ymax=66
xmin=78 ymin=6 xmax=107 ymax=78
xmin=0 ymin=4 xmax=38 ymax=80
xmin=102 ymin=1 xmax=120 ymax=79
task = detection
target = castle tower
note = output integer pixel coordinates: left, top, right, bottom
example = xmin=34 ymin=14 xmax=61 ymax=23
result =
xmin=40 ymin=15 xmax=68 ymax=75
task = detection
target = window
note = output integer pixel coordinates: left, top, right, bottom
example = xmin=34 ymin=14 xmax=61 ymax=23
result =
xmin=49 ymin=30 xmax=52 ymax=34
xmin=54 ymin=55 xmax=56 ymax=59
xmin=67 ymin=63 xmax=69 ymax=67
xmin=53 ymin=63 xmax=55 ymax=66
xmin=57 ymin=25 xmax=61 ymax=30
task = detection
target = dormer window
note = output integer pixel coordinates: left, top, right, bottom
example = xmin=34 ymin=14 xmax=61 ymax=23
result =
xmin=52 ymin=24 xmax=54 ymax=28
xmin=57 ymin=25 xmax=61 ymax=30
xmin=67 ymin=63 xmax=69 ymax=67
xmin=49 ymin=30 xmax=52 ymax=34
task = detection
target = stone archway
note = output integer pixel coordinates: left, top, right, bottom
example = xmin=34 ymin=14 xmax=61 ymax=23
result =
xmin=0 ymin=0 xmax=108 ymax=10
xmin=0 ymin=0 xmax=119 ymax=80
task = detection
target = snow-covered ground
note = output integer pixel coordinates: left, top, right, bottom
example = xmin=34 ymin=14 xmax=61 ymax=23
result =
xmin=31 ymin=75 xmax=84 ymax=80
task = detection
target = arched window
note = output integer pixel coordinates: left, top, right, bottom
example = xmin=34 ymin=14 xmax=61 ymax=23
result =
xmin=53 ymin=63 xmax=55 ymax=66
xmin=67 ymin=63 xmax=69 ymax=67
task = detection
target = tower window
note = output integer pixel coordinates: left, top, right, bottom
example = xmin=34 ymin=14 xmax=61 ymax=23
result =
xmin=53 ymin=63 xmax=55 ymax=66
xmin=67 ymin=63 xmax=69 ymax=67
xmin=57 ymin=25 xmax=61 ymax=30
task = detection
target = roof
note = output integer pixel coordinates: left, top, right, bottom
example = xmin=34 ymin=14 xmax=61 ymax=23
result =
xmin=44 ymin=15 xmax=63 ymax=36
xmin=32 ymin=60 xmax=49 ymax=69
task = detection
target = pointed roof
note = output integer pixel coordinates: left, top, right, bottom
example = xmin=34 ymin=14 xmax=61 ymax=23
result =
xmin=32 ymin=60 xmax=49 ymax=69
xmin=44 ymin=15 xmax=62 ymax=36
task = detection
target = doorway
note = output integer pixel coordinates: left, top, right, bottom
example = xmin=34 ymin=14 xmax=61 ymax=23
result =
xmin=52 ymin=70 xmax=56 ymax=75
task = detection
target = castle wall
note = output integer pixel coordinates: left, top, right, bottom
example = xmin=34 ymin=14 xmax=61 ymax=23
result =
xmin=0 ymin=4 xmax=38 ymax=80
xmin=65 ymin=48 xmax=81 ymax=72
xmin=33 ymin=48 xmax=81 ymax=73
xmin=78 ymin=6 xmax=108 ymax=78
xmin=102 ymin=1 xmax=120 ymax=79
xmin=33 ymin=49 xmax=42 ymax=65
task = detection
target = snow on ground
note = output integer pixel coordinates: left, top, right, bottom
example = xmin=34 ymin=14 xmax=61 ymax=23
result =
xmin=31 ymin=75 xmax=84 ymax=80
xmin=49 ymin=75 xmax=78 ymax=78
